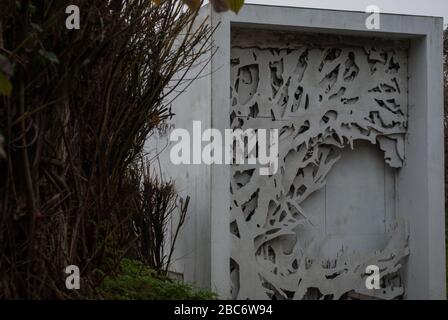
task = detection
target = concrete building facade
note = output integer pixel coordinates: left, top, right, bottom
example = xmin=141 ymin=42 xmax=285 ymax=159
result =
xmin=149 ymin=4 xmax=446 ymax=299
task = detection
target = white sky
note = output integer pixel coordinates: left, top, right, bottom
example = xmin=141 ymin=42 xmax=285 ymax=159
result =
xmin=245 ymin=0 xmax=448 ymax=25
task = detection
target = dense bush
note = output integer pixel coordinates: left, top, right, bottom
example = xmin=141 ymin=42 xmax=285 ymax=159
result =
xmin=0 ymin=0 xmax=212 ymax=299
xmin=97 ymin=259 xmax=216 ymax=300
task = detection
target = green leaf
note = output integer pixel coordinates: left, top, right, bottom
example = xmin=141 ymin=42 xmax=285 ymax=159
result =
xmin=227 ymin=0 xmax=244 ymax=13
xmin=38 ymin=49 xmax=59 ymax=64
xmin=0 ymin=72 xmax=12 ymax=96
xmin=209 ymin=0 xmax=245 ymax=13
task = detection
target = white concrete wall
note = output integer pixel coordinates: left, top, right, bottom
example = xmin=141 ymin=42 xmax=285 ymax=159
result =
xmin=145 ymin=9 xmax=213 ymax=288
xmin=148 ymin=4 xmax=446 ymax=299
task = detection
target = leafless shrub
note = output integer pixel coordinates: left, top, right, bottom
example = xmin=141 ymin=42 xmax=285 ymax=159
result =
xmin=131 ymin=160 xmax=189 ymax=274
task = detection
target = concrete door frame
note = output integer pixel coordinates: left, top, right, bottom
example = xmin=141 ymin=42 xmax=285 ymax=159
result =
xmin=207 ymin=4 xmax=445 ymax=299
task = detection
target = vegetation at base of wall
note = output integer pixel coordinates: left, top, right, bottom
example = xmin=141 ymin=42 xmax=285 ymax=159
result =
xmin=96 ymin=259 xmax=217 ymax=300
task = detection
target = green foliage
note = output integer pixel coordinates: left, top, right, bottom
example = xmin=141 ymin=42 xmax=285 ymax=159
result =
xmin=227 ymin=0 xmax=244 ymax=13
xmin=209 ymin=0 xmax=245 ymax=13
xmin=97 ymin=259 xmax=217 ymax=300
xmin=0 ymin=72 xmax=12 ymax=96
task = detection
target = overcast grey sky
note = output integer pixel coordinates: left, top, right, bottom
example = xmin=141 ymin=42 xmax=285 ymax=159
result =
xmin=245 ymin=0 xmax=448 ymax=24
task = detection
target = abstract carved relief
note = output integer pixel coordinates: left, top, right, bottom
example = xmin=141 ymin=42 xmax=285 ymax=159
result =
xmin=229 ymin=37 xmax=409 ymax=300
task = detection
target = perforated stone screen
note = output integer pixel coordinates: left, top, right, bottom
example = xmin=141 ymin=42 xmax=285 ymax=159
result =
xmin=229 ymin=30 xmax=408 ymax=300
